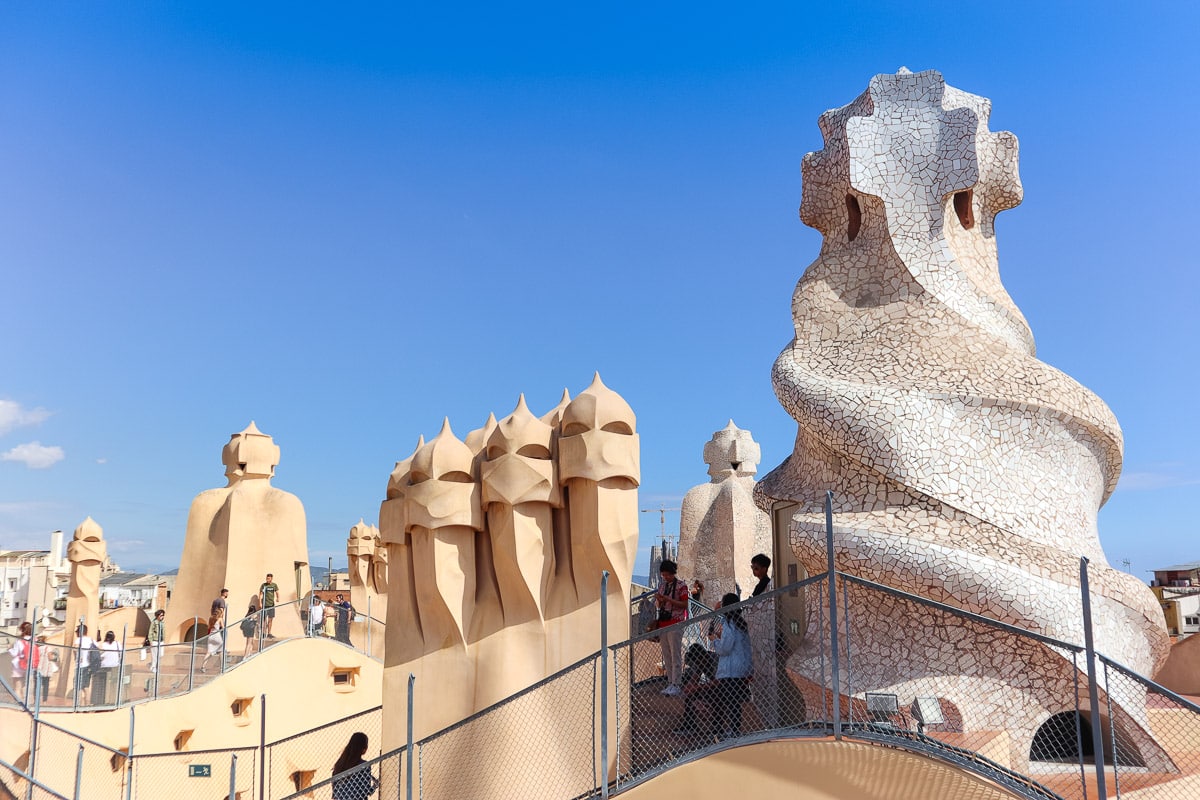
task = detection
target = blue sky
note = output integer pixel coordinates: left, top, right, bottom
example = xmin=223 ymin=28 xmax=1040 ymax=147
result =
xmin=1 ymin=3 xmax=1197 ymax=582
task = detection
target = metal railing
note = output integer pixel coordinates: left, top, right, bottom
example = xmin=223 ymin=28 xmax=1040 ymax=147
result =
xmin=7 ymin=497 xmax=1200 ymax=798
xmin=0 ymin=598 xmax=386 ymax=713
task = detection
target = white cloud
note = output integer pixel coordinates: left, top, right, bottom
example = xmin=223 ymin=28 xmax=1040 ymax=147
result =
xmin=0 ymin=399 xmax=51 ymax=435
xmin=96 ymin=458 xmax=108 ymax=465
xmin=1 ymin=441 xmax=65 ymax=469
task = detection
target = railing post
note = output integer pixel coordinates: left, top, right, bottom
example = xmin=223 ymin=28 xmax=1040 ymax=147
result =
xmin=117 ymin=624 xmax=128 ymax=706
xmin=406 ymin=673 xmax=415 ymax=800
xmin=188 ymin=617 xmax=198 ymax=692
xmin=366 ymin=595 xmax=372 ymax=655
xmin=25 ymin=606 xmax=38 ymax=708
xmin=1080 ymin=557 xmax=1108 ymax=800
xmin=600 ymin=570 xmax=610 ymax=800
xmin=126 ymin=705 xmax=135 ymax=800
xmin=73 ymin=744 xmax=84 ymax=800
xmin=259 ymin=693 xmax=267 ymax=800
xmin=825 ymin=490 xmax=842 ymax=740
xmin=28 ymin=677 xmax=39 ymax=787
xmin=229 ymin=753 xmax=238 ymax=800
xmin=73 ymin=615 xmax=83 ymax=712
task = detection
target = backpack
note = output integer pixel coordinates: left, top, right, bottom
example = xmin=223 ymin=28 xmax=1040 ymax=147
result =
xmin=16 ymin=639 xmax=39 ymax=671
xmin=87 ymin=642 xmax=101 ymax=670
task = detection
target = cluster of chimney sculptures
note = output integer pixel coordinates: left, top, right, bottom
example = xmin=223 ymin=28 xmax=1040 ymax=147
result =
xmin=35 ymin=68 xmax=1174 ymax=790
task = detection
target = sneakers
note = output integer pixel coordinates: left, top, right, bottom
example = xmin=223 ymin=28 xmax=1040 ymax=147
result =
xmin=660 ymin=684 xmax=682 ymax=696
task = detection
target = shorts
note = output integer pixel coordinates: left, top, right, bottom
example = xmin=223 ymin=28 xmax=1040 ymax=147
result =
xmin=263 ymin=606 xmax=276 ymax=619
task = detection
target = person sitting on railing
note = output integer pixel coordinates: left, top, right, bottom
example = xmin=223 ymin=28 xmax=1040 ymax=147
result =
xmin=708 ymin=593 xmax=753 ymax=740
xmin=672 ymin=643 xmax=720 ymax=736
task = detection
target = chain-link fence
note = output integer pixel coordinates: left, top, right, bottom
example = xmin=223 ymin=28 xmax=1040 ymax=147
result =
xmin=416 ymin=655 xmax=601 ymax=800
xmin=1098 ymin=654 xmax=1200 ymax=800
xmin=264 ymin=705 xmax=382 ymax=798
xmin=28 ymin=717 xmax=128 ymax=800
xmin=130 ymin=746 xmax=257 ymax=800
xmin=611 ymin=573 xmax=827 ymax=790
xmin=0 ymin=599 xmax=383 ymax=715
xmin=277 ymin=746 xmax=406 ymax=800
xmin=10 ymin=556 xmax=1200 ymax=799
xmin=1 ymin=756 xmax=70 ymax=800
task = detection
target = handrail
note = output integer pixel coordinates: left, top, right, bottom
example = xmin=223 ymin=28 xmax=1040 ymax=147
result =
xmin=0 ymin=597 xmax=385 ymax=712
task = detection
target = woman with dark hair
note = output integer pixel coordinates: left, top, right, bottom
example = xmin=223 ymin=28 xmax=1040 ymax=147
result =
xmin=708 ymin=592 xmax=753 ymax=739
xmin=332 ymin=731 xmax=378 ymax=800
xmin=241 ymin=600 xmax=260 ymax=659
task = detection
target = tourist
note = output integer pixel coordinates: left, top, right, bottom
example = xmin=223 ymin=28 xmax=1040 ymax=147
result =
xmin=746 ymin=552 xmax=780 ymax=728
xmin=708 ymin=593 xmax=754 ymax=739
xmin=750 ymin=553 xmax=772 ymax=596
xmin=75 ymin=624 xmax=98 ymax=705
xmin=7 ymin=621 xmax=34 ymax=699
xmin=690 ymin=580 xmax=705 ymax=605
xmin=655 ymin=559 xmax=689 ymax=697
xmin=98 ymin=630 xmax=123 ymax=703
xmin=34 ymin=634 xmax=58 ymax=701
xmin=211 ymin=587 xmax=229 ymax=617
xmin=323 ymin=601 xmax=337 ymax=638
xmin=200 ymin=606 xmax=225 ymax=673
xmin=672 ymin=642 xmax=720 ymax=736
xmin=332 ymin=731 xmax=378 ymax=800
xmin=145 ymin=609 xmax=166 ymax=692
xmin=334 ymin=594 xmax=353 ymax=644
xmin=241 ymin=599 xmax=260 ymax=658
xmin=258 ymin=573 xmax=280 ymax=639
xmin=309 ymin=594 xmax=325 ymax=637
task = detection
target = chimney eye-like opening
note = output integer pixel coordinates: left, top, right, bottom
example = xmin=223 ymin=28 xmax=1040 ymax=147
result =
xmin=953 ymin=190 xmax=975 ymax=229
xmin=846 ymin=194 xmax=862 ymax=242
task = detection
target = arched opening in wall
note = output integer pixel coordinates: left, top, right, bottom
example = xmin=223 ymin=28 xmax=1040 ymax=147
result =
xmin=846 ymin=194 xmax=862 ymax=241
xmin=178 ymin=619 xmax=208 ymax=643
xmin=1029 ymin=711 xmax=1147 ymax=767
xmin=1031 ymin=712 xmax=1091 ymax=763
xmin=953 ymin=189 xmax=975 ymax=229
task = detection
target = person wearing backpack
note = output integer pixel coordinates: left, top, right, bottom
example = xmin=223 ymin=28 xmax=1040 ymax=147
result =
xmin=333 ymin=594 xmax=353 ymax=645
xmin=7 ymin=621 xmax=36 ymax=699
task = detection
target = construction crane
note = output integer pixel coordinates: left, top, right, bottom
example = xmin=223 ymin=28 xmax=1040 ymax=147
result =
xmin=641 ymin=504 xmax=680 ymax=545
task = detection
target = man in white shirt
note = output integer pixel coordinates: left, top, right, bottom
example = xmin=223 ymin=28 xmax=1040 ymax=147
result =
xmin=309 ymin=595 xmax=325 ymax=637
